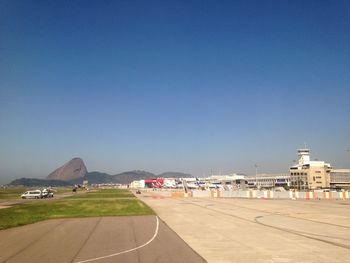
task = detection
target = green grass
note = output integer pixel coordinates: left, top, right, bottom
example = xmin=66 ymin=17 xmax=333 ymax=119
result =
xmin=0 ymin=187 xmax=73 ymax=199
xmin=0 ymin=189 xmax=154 ymax=230
xmin=52 ymin=187 xmax=76 ymax=194
xmin=66 ymin=189 xmax=134 ymax=199
xmin=0 ymin=188 xmax=27 ymax=199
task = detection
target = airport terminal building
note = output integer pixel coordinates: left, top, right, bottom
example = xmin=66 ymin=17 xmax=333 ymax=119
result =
xmin=245 ymin=173 xmax=290 ymax=189
xmin=130 ymin=148 xmax=350 ymax=191
xmin=289 ymin=149 xmax=332 ymax=190
xmin=330 ymin=169 xmax=350 ymax=190
xmin=289 ymin=148 xmax=350 ymax=190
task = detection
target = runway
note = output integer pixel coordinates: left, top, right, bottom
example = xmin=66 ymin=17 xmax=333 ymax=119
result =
xmin=138 ymin=191 xmax=350 ymax=263
xmin=0 ymin=215 xmax=205 ymax=263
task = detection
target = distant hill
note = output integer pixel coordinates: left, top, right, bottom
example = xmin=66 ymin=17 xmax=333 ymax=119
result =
xmin=9 ymin=178 xmax=71 ymax=187
xmin=70 ymin=171 xmax=114 ymax=185
xmin=113 ymin=170 xmax=155 ymax=184
xmin=157 ymin=172 xmax=192 ymax=178
xmin=8 ymin=157 xmax=192 ymax=186
xmin=70 ymin=170 xmax=156 ymax=185
xmin=68 ymin=171 xmax=192 ymax=185
xmin=47 ymin=158 xmax=87 ymax=181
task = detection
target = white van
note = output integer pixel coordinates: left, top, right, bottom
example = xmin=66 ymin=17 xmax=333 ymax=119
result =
xmin=21 ymin=190 xmax=42 ymax=199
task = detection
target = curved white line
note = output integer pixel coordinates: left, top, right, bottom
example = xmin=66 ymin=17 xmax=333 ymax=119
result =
xmin=74 ymin=216 xmax=159 ymax=263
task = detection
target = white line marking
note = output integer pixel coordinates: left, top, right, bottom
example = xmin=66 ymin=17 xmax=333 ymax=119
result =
xmin=74 ymin=216 xmax=159 ymax=263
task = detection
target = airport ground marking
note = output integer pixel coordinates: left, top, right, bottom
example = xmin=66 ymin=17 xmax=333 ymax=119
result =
xmin=254 ymin=215 xmax=350 ymax=250
xmin=74 ymin=216 xmax=159 ymax=263
xmin=182 ymin=198 xmax=350 ymax=250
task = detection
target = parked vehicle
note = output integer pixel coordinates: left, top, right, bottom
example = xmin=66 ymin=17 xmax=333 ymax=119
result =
xmin=41 ymin=189 xmax=54 ymax=198
xmin=21 ymin=190 xmax=42 ymax=199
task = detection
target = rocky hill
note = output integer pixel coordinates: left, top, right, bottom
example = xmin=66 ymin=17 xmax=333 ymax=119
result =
xmin=9 ymin=178 xmax=71 ymax=187
xmin=157 ymin=172 xmax=192 ymax=178
xmin=70 ymin=170 xmax=156 ymax=185
xmin=70 ymin=171 xmax=114 ymax=185
xmin=64 ymin=171 xmax=192 ymax=185
xmin=47 ymin=158 xmax=87 ymax=181
xmin=8 ymin=158 xmax=193 ymax=186
xmin=113 ymin=170 xmax=155 ymax=184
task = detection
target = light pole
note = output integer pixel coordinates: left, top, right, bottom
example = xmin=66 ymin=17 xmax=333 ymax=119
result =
xmin=291 ymin=160 xmax=296 ymax=190
xmin=255 ymin=164 xmax=258 ymax=189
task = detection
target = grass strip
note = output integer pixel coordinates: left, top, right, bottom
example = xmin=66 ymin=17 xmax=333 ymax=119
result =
xmin=0 ymin=187 xmax=73 ymax=199
xmin=0 ymin=189 xmax=154 ymax=230
xmin=66 ymin=192 xmax=134 ymax=199
xmin=0 ymin=188 xmax=27 ymax=199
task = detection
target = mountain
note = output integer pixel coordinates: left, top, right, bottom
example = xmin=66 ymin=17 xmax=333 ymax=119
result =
xmin=9 ymin=178 xmax=71 ymax=187
xmin=8 ymin=158 xmax=193 ymax=186
xmin=47 ymin=158 xmax=87 ymax=181
xmin=67 ymin=171 xmax=156 ymax=185
xmin=157 ymin=172 xmax=192 ymax=178
xmin=70 ymin=171 xmax=114 ymax=185
xmin=113 ymin=170 xmax=155 ymax=184
xmin=8 ymin=170 xmax=192 ymax=186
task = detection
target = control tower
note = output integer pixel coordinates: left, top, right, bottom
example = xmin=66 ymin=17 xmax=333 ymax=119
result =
xmin=290 ymin=148 xmax=331 ymax=190
xmin=297 ymin=148 xmax=310 ymax=165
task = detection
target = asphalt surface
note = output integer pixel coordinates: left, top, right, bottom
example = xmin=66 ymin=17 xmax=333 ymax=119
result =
xmin=0 ymin=215 xmax=206 ymax=263
xmin=138 ymin=191 xmax=350 ymax=263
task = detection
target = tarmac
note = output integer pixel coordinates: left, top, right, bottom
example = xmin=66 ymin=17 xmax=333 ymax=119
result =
xmin=138 ymin=191 xmax=350 ymax=263
xmin=2 ymin=191 xmax=350 ymax=263
xmin=0 ymin=215 xmax=205 ymax=263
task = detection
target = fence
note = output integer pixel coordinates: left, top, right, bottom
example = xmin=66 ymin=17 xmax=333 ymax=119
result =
xmin=190 ymin=190 xmax=350 ymax=200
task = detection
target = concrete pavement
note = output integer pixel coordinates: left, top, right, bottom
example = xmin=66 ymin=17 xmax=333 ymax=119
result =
xmin=0 ymin=215 xmax=205 ymax=263
xmin=138 ymin=191 xmax=350 ymax=263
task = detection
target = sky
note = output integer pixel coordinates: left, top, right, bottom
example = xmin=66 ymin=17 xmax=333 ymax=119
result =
xmin=1 ymin=0 xmax=350 ymax=184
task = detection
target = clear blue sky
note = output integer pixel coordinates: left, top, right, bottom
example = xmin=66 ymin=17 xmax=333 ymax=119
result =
xmin=1 ymin=0 xmax=350 ymax=184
